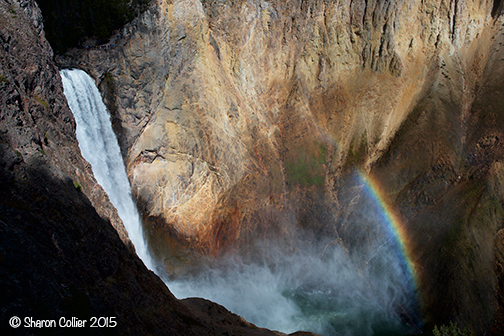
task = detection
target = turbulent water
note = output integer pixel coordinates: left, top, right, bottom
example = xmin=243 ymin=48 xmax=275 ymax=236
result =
xmin=60 ymin=68 xmax=420 ymax=336
xmin=60 ymin=68 xmax=155 ymax=270
xmin=168 ymin=175 xmax=421 ymax=335
xmin=169 ymin=228 xmax=420 ymax=336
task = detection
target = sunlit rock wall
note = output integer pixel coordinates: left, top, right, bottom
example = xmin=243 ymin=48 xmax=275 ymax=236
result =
xmin=58 ymin=0 xmax=504 ymax=333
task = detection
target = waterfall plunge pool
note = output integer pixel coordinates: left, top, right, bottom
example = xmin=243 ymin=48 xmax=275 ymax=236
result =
xmin=61 ymin=68 xmax=421 ymax=336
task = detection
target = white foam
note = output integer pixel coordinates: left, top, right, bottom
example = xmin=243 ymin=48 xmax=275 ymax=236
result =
xmin=61 ymin=68 xmax=155 ymax=271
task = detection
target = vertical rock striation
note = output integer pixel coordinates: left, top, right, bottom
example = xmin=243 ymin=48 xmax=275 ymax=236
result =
xmin=0 ymin=1 xmax=304 ymax=334
xmin=58 ymin=0 xmax=504 ymax=333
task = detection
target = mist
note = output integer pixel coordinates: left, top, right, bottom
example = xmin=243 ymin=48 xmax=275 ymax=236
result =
xmin=168 ymin=197 xmax=421 ymax=336
xmin=61 ymin=67 xmax=420 ymax=335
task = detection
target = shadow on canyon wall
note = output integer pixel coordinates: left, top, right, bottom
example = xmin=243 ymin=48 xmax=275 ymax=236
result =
xmin=27 ymin=0 xmax=504 ymax=334
xmin=0 ymin=1 xmax=307 ymax=335
xmin=0 ymin=149 xmax=291 ymax=336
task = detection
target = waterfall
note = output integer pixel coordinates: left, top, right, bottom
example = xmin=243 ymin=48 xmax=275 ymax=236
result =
xmin=59 ymin=68 xmax=420 ymax=336
xmin=60 ymin=68 xmax=155 ymax=271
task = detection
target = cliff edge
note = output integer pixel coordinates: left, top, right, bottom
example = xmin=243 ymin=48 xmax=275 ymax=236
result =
xmin=57 ymin=0 xmax=504 ymax=334
xmin=0 ymin=1 xmax=302 ymax=335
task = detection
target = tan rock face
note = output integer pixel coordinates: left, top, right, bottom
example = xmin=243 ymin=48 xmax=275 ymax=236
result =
xmin=1 ymin=3 xmax=300 ymax=334
xmin=60 ymin=0 xmax=504 ymax=332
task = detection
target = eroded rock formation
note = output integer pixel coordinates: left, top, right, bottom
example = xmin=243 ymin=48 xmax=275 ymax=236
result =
xmin=0 ymin=1 xmax=305 ymax=334
xmin=58 ymin=0 xmax=504 ymax=333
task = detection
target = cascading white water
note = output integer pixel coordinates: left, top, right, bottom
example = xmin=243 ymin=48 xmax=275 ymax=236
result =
xmin=60 ymin=68 xmax=154 ymax=271
xmin=59 ymin=68 xmax=420 ymax=336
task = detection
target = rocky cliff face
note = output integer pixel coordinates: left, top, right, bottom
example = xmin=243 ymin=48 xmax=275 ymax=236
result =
xmin=0 ymin=1 xmax=303 ymax=335
xmin=0 ymin=0 xmax=141 ymax=247
xmin=59 ymin=0 xmax=504 ymax=333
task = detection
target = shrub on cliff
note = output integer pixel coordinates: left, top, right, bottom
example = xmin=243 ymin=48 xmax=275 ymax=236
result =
xmin=433 ymin=322 xmax=473 ymax=336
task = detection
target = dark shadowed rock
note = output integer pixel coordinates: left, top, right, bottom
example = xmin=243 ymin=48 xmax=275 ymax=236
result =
xmin=0 ymin=1 xmax=300 ymax=335
xmin=52 ymin=0 xmax=504 ymax=334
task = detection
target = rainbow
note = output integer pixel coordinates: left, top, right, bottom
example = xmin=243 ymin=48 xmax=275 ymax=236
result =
xmin=356 ymin=169 xmax=422 ymax=304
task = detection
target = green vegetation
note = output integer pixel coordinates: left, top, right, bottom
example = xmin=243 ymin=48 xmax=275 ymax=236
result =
xmin=433 ymin=321 xmax=473 ymax=336
xmin=318 ymin=143 xmax=326 ymax=164
xmin=8 ymin=5 xmax=17 ymax=17
xmin=0 ymin=75 xmax=9 ymax=86
xmin=102 ymin=72 xmax=117 ymax=114
xmin=103 ymin=72 xmax=115 ymax=95
xmin=73 ymin=181 xmax=82 ymax=192
xmin=285 ymin=143 xmax=326 ymax=187
xmin=346 ymin=131 xmax=368 ymax=167
xmin=34 ymin=95 xmax=49 ymax=109
xmin=36 ymin=0 xmax=152 ymax=54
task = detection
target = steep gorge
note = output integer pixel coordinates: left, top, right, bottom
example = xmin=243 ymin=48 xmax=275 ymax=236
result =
xmin=0 ymin=1 xmax=305 ymax=335
xmin=46 ymin=0 xmax=504 ymax=334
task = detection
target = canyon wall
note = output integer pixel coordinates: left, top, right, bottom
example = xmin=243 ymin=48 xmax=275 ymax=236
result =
xmin=59 ymin=0 xmax=504 ymax=333
xmin=0 ymin=1 xmax=299 ymax=334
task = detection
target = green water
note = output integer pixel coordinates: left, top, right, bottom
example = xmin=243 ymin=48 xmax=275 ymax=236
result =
xmin=282 ymin=287 xmax=416 ymax=336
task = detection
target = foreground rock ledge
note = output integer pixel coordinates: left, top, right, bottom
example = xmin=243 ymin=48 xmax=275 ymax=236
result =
xmin=58 ymin=0 xmax=504 ymax=334
xmin=0 ymin=0 xmax=318 ymax=335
